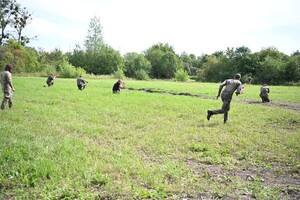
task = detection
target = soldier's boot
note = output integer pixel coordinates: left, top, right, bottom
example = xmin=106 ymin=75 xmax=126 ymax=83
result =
xmin=1 ymin=99 xmax=7 ymax=110
xmin=8 ymin=101 xmax=12 ymax=109
xmin=224 ymin=111 xmax=228 ymax=124
xmin=207 ymin=110 xmax=213 ymax=120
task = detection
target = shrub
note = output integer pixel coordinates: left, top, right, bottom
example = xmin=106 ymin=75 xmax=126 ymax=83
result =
xmin=175 ymin=69 xmax=189 ymax=82
xmin=59 ymin=59 xmax=86 ymax=78
xmin=113 ymin=68 xmax=125 ymax=80
xmin=135 ymin=69 xmax=150 ymax=80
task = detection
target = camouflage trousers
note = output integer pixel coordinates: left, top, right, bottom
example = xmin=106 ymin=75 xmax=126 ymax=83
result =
xmin=210 ymin=91 xmax=232 ymax=122
xmin=1 ymin=92 xmax=13 ymax=110
xmin=260 ymin=94 xmax=270 ymax=103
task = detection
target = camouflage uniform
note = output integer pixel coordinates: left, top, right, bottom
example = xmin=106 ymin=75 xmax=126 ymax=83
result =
xmin=77 ymin=76 xmax=87 ymax=90
xmin=112 ymin=80 xmax=122 ymax=93
xmin=46 ymin=75 xmax=55 ymax=87
xmin=260 ymin=84 xmax=270 ymax=103
xmin=1 ymin=70 xmax=14 ymax=109
xmin=207 ymin=75 xmax=243 ymax=123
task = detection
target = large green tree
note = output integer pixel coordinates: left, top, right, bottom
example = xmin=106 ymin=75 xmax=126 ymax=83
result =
xmin=84 ymin=16 xmax=104 ymax=53
xmin=197 ymin=55 xmax=221 ymax=82
xmin=85 ymin=44 xmax=124 ymax=75
xmin=282 ymin=54 xmax=300 ymax=84
xmin=145 ymin=43 xmax=182 ymax=79
xmin=124 ymin=52 xmax=151 ymax=80
xmin=253 ymin=47 xmax=286 ymax=84
xmin=0 ymin=0 xmax=33 ymax=46
xmin=67 ymin=44 xmax=88 ymax=72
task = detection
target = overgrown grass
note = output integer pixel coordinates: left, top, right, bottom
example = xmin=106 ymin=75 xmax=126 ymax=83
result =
xmin=0 ymin=77 xmax=299 ymax=199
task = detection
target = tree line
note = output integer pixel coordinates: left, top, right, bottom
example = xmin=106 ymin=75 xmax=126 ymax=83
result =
xmin=1 ymin=1 xmax=299 ymax=85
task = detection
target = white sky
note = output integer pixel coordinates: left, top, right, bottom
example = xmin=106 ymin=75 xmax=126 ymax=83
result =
xmin=18 ymin=0 xmax=300 ymax=55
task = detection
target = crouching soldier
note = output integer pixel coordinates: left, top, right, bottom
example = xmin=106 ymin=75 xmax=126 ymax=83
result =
xmin=260 ymin=84 xmax=270 ymax=103
xmin=112 ymin=80 xmax=125 ymax=93
xmin=46 ymin=74 xmax=58 ymax=87
xmin=77 ymin=75 xmax=88 ymax=90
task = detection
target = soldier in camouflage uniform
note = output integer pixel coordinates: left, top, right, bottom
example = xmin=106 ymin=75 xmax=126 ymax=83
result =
xmin=260 ymin=84 xmax=270 ymax=103
xmin=46 ymin=74 xmax=57 ymax=87
xmin=112 ymin=80 xmax=124 ymax=93
xmin=207 ymin=73 xmax=243 ymax=123
xmin=77 ymin=75 xmax=88 ymax=90
xmin=1 ymin=64 xmax=15 ymax=110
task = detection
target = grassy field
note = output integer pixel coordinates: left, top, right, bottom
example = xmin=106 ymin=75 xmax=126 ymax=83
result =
xmin=0 ymin=77 xmax=299 ymax=199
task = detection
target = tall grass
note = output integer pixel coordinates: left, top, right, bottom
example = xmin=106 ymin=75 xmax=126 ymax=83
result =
xmin=0 ymin=77 xmax=299 ymax=199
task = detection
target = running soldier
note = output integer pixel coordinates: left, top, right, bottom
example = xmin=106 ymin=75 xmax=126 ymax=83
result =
xmin=207 ymin=73 xmax=243 ymax=123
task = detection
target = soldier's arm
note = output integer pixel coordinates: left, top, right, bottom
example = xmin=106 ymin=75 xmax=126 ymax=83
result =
xmin=236 ymin=84 xmax=243 ymax=95
xmin=217 ymin=81 xmax=226 ymax=97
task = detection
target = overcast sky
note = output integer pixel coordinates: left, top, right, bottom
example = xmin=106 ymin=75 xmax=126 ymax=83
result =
xmin=18 ymin=0 xmax=300 ymax=55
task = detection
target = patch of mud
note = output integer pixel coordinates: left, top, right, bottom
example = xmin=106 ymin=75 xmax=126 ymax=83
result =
xmin=240 ymin=99 xmax=300 ymax=112
xmin=185 ymin=158 xmax=300 ymax=199
xmin=127 ymin=88 xmax=300 ymax=113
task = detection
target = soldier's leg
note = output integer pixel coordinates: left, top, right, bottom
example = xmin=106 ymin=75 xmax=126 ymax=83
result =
xmin=223 ymin=100 xmax=230 ymax=123
xmin=210 ymin=109 xmax=224 ymax=114
xmin=1 ymin=93 xmax=9 ymax=110
xmin=265 ymin=96 xmax=270 ymax=102
xmin=207 ymin=101 xmax=225 ymax=120
xmin=8 ymin=96 xmax=12 ymax=108
xmin=1 ymin=98 xmax=6 ymax=109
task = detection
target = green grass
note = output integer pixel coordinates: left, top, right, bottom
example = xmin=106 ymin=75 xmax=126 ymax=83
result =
xmin=0 ymin=77 xmax=299 ymax=199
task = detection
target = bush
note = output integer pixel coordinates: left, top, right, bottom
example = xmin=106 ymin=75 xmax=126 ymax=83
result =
xmin=175 ymin=69 xmax=189 ymax=82
xmin=113 ymin=68 xmax=125 ymax=80
xmin=75 ymin=67 xmax=86 ymax=77
xmin=59 ymin=59 xmax=86 ymax=78
xmin=135 ymin=69 xmax=150 ymax=80
xmin=41 ymin=64 xmax=57 ymax=76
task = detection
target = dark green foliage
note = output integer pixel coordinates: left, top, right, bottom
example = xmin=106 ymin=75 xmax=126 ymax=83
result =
xmin=69 ymin=44 xmax=124 ymax=75
xmin=67 ymin=46 xmax=87 ymax=72
xmin=145 ymin=43 xmax=183 ymax=79
xmin=135 ymin=69 xmax=150 ymax=80
xmin=196 ymin=46 xmax=299 ymax=85
xmin=179 ymin=52 xmax=202 ymax=76
xmin=124 ymin=52 xmax=151 ymax=80
xmin=282 ymin=54 xmax=300 ymax=84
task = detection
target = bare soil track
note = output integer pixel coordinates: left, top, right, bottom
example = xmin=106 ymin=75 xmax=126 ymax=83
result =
xmin=185 ymin=158 xmax=300 ymax=200
xmin=127 ymin=88 xmax=300 ymax=113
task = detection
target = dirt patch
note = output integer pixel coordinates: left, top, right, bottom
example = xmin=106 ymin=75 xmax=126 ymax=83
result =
xmin=185 ymin=158 xmax=300 ymax=199
xmin=127 ymin=88 xmax=300 ymax=113
xmin=240 ymin=99 xmax=300 ymax=113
